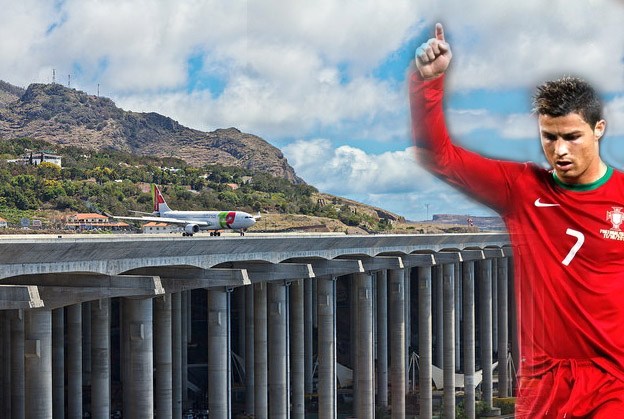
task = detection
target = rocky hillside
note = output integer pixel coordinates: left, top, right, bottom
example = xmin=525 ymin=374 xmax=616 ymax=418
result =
xmin=0 ymin=81 xmax=302 ymax=183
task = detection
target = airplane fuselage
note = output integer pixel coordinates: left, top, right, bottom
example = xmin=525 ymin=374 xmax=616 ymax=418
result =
xmin=160 ymin=210 xmax=257 ymax=231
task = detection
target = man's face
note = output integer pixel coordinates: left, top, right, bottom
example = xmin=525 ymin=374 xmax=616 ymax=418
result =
xmin=539 ymin=112 xmax=605 ymax=185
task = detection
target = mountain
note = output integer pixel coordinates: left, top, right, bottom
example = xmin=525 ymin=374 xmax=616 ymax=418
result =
xmin=0 ymin=80 xmax=302 ymax=183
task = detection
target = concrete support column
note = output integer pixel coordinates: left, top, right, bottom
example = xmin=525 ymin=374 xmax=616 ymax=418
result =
xmin=172 ymin=292 xmax=183 ymax=419
xmin=376 ymin=270 xmax=388 ymax=408
xmin=404 ymin=268 xmax=411 ymax=391
xmin=154 ymin=295 xmax=172 ymax=418
xmin=245 ymin=285 xmax=255 ymax=415
xmin=268 ymin=282 xmax=288 ymax=418
xmin=11 ymin=310 xmax=25 ymax=419
xmin=462 ymin=261 xmax=476 ymax=419
xmin=418 ymin=266 xmax=433 ymax=419
xmin=304 ymin=278 xmax=314 ymax=395
xmin=0 ymin=314 xmax=3 ymax=411
xmin=290 ymin=280 xmax=305 ymax=418
xmin=122 ymin=297 xmax=154 ymax=418
xmin=254 ymin=283 xmax=268 ymax=419
xmin=67 ymin=303 xmax=83 ymax=419
xmin=372 ymin=275 xmax=377 ymax=363
xmin=25 ymin=309 xmax=52 ymax=419
xmin=121 ymin=299 xmax=128 ymax=415
xmin=442 ymin=263 xmax=456 ymax=419
xmin=52 ymin=308 xmax=64 ymax=419
xmin=208 ymin=288 xmax=230 ymax=418
xmin=312 ymin=279 xmax=318 ymax=329
xmin=317 ymin=276 xmax=336 ymax=419
xmin=492 ymin=259 xmax=499 ymax=355
xmin=433 ymin=266 xmax=443 ymax=368
xmin=389 ymin=268 xmax=405 ymax=418
xmin=350 ymin=275 xmax=359 ymax=409
xmin=478 ymin=259 xmax=494 ymax=408
xmin=187 ymin=290 xmax=192 ymax=344
xmin=181 ymin=291 xmax=189 ymax=409
xmin=454 ymin=263 xmax=461 ymax=371
xmin=0 ymin=312 xmax=5 ymax=415
xmin=497 ymin=257 xmax=509 ymax=397
xmin=237 ymin=288 xmax=246 ymax=369
xmin=91 ymin=299 xmax=111 ymax=419
xmin=355 ymin=272 xmax=374 ymax=419
xmin=82 ymin=302 xmax=92 ymax=387
xmin=509 ymin=256 xmax=519 ymax=396
xmin=2 ymin=311 xmax=11 ymax=417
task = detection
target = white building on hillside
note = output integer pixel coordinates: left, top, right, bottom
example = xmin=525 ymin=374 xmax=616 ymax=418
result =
xmin=28 ymin=151 xmax=62 ymax=167
xmin=7 ymin=151 xmax=62 ymax=168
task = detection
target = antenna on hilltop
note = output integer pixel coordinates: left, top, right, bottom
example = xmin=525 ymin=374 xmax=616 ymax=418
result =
xmin=68 ymin=74 xmax=71 ymax=88
xmin=52 ymin=69 xmax=56 ymax=84
xmin=97 ymin=83 xmax=100 ymax=97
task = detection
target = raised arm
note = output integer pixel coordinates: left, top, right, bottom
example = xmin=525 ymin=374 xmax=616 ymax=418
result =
xmin=410 ymin=24 xmax=527 ymax=213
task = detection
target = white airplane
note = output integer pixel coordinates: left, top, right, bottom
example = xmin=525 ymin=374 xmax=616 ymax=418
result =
xmin=113 ymin=184 xmax=260 ymax=236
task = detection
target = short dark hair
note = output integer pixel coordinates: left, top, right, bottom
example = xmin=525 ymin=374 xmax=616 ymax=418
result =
xmin=532 ymin=76 xmax=603 ymax=128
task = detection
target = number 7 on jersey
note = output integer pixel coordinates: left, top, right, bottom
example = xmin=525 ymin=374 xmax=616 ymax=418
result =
xmin=562 ymin=228 xmax=585 ymax=266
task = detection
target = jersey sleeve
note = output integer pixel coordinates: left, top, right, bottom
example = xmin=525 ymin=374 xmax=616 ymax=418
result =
xmin=409 ymin=70 xmax=528 ymax=214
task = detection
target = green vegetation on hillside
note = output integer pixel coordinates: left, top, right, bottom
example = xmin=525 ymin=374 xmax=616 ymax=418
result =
xmin=0 ymin=137 xmax=387 ymax=231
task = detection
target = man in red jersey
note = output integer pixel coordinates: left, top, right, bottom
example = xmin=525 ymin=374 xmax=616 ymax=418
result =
xmin=411 ymin=23 xmax=624 ymax=417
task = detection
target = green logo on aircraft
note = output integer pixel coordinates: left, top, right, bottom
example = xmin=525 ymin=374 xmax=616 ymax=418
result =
xmin=218 ymin=211 xmax=236 ymax=228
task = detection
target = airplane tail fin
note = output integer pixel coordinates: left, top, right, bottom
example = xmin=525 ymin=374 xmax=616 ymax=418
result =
xmin=152 ymin=184 xmax=172 ymax=215
xmin=253 ymin=212 xmax=262 ymax=220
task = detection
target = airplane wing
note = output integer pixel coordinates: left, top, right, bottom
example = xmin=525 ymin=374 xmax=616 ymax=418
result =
xmin=129 ymin=210 xmax=155 ymax=216
xmin=111 ymin=215 xmax=212 ymax=227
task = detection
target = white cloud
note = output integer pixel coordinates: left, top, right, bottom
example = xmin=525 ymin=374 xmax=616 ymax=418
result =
xmin=605 ymin=96 xmax=624 ymax=136
xmin=113 ymin=72 xmax=405 ymax=141
xmin=417 ymin=0 xmax=624 ymax=92
xmin=283 ymin=139 xmax=432 ymax=195
xmin=601 ymin=96 xmax=624 ymax=169
xmin=246 ymin=0 xmax=420 ymax=73
xmin=445 ymin=108 xmax=536 ymax=140
xmin=0 ymin=0 xmax=59 ymax=85
xmin=4 ymin=0 xmax=623 ymax=141
xmin=282 ymin=138 xmax=494 ymax=219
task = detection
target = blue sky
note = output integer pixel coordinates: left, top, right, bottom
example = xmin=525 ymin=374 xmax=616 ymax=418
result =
xmin=2 ymin=0 xmax=624 ymax=221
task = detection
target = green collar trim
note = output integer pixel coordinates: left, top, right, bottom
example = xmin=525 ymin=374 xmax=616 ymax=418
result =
xmin=552 ymin=166 xmax=613 ymax=191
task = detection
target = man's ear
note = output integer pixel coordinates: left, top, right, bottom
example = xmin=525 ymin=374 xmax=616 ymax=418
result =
xmin=594 ymin=120 xmax=606 ymax=138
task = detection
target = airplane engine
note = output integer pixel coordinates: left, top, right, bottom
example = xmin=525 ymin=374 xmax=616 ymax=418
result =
xmin=184 ymin=224 xmax=200 ymax=235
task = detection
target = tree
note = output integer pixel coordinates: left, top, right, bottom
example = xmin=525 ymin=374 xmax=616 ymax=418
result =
xmin=37 ymin=162 xmax=62 ymax=179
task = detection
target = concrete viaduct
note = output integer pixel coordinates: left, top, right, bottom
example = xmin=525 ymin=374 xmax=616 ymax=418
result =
xmin=0 ymin=232 xmax=512 ymax=418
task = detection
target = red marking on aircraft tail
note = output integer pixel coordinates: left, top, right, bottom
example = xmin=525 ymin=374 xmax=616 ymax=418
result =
xmin=153 ymin=185 xmax=166 ymax=212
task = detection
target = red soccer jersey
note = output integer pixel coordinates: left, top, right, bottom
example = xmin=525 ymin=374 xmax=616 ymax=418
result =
xmin=410 ymin=72 xmax=624 ymax=383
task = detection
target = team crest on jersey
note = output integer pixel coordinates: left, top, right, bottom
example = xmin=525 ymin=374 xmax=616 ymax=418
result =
xmin=601 ymin=207 xmax=624 ymax=240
